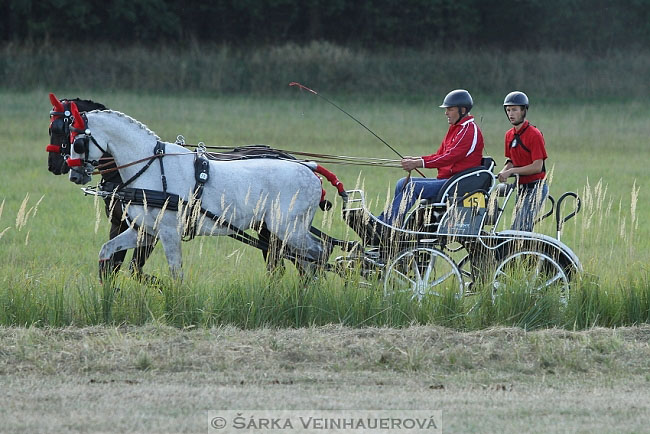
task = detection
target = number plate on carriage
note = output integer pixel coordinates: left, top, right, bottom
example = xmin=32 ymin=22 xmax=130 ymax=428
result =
xmin=463 ymin=193 xmax=486 ymax=208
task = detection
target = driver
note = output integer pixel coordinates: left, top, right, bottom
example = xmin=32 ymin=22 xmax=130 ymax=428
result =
xmin=497 ymin=91 xmax=548 ymax=231
xmin=377 ymin=89 xmax=485 ymax=226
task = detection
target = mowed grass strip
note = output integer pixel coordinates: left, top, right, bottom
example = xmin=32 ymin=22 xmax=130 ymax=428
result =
xmin=1 ymin=325 xmax=650 ymax=433
xmin=3 ymin=324 xmax=649 ymax=378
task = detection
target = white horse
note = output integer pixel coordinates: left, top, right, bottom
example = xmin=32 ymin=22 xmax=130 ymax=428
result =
xmin=62 ymin=100 xmax=330 ymax=280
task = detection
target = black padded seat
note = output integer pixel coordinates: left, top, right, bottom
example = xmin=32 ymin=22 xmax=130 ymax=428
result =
xmin=432 ymin=160 xmax=496 ymax=204
xmin=402 ymin=157 xmax=496 ymax=234
xmin=481 ymin=156 xmax=495 ymax=172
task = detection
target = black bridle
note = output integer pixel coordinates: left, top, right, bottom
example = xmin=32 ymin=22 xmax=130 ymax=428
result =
xmin=48 ymin=99 xmax=111 ymax=176
xmin=48 ymin=97 xmax=110 ymax=174
xmin=61 ymin=108 xmax=110 ymax=179
xmin=47 ymin=102 xmax=75 ymax=174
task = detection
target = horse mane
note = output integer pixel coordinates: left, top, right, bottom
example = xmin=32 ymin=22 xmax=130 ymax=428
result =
xmin=92 ymin=109 xmax=161 ymax=140
xmin=62 ymin=97 xmax=107 ymax=112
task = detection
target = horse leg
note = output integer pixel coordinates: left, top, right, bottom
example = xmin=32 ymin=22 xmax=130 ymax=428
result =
xmin=104 ymin=197 xmax=151 ymax=276
xmin=287 ymin=229 xmax=332 ymax=265
xmin=107 ymin=207 xmax=129 ymax=273
xmin=156 ymin=226 xmax=184 ymax=281
xmin=258 ymin=222 xmax=285 ymax=276
xmin=129 ymin=235 xmax=159 ymax=284
xmin=281 ymin=224 xmax=333 ymax=275
xmin=98 ymin=227 xmax=140 ymax=282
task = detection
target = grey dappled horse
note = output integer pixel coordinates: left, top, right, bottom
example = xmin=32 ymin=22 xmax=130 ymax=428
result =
xmin=60 ymin=98 xmax=329 ymax=280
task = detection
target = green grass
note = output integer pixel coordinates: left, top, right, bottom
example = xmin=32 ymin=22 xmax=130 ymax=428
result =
xmin=0 ymin=89 xmax=648 ymax=329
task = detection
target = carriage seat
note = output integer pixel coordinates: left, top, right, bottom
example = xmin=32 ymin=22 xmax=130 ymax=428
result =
xmin=402 ymin=157 xmax=496 ymax=234
xmin=423 ymin=156 xmax=496 ymax=206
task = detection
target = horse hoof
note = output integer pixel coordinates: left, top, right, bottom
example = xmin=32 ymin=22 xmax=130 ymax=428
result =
xmin=98 ymin=259 xmax=116 ymax=283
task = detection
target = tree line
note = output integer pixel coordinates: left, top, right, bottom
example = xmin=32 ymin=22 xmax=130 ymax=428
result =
xmin=2 ymin=0 xmax=648 ymax=51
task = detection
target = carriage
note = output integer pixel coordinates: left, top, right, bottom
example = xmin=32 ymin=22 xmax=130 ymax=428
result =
xmin=48 ymin=93 xmax=582 ymax=302
xmin=335 ymin=158 xmax=582 ymax=302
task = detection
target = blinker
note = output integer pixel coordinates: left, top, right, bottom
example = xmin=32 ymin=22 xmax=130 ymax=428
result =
xmin=73 ymin=136 xmax=89 ymax=154
xmin=50 ymin=117 xmax=67 ymax=135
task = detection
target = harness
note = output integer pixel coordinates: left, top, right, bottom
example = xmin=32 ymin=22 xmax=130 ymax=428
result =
xmin=94 ymin=142 xmax=346 ymax=242
xmin=97 ymin=141 xmax=212 ymax=240
xmin=508 ymin=123 xmax=546 ymax=174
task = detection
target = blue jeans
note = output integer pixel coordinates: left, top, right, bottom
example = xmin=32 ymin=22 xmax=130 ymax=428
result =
xmin=512 ymin=181 xmax=549 ymax=231
xmin=378 ymin=177 xmax=448 ymax=226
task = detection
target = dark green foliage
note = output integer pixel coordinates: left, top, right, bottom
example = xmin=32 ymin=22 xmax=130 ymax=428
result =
xmin=2 ymin=0 xmax=649 ymax=51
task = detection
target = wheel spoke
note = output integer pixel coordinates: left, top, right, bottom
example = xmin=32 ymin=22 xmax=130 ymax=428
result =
xmin=412 ymin=290 xmax=425 ymax=302
xmin=534 ymin=271 xmax=564 ymax=292
xmin=384 ymin=248 xmax=462 ymax=300
xmin=534 ymin=256 xmax=545 ymax=278
xmin=429 ymin=269 xmax=456 ymax=287
xmin=410 ymin=256 xmax=423 ymax=282
xmin=422 ymin=255 xmax=436 ymax=282
xmin=391 ymin=267 xmax=415 ymax=288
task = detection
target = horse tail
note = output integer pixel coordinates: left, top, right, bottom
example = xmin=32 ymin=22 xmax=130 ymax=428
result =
xmin=314 ymin=164 xmax=346 ymax=197
xmin=300 ymin=162 xmax=347 ymax=211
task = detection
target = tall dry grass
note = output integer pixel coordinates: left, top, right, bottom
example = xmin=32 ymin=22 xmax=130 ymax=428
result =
xmin=0 ymin=187 xmax=648 ymax=330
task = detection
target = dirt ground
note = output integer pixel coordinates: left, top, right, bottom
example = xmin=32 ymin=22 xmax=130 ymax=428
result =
xmin=1 ymin=325 xmax=649 ymax=433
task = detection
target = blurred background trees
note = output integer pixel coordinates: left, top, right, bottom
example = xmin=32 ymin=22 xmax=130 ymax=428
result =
xmin=2 ymin=0 xmax=648 ymax=52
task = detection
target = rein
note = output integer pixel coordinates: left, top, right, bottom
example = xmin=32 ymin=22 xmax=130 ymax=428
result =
xmin=92 ymin=151 xmax=196 ymax=176
xmin=185 ymin=144 xmax=403 ymax=168
xmin=92 ymin=146 xmax=403 ymax=176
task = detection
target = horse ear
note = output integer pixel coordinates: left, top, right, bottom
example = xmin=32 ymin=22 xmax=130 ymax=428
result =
xmin=49 ymin=93 xmax=64 ymax=112
xmin=69 ymin=102 xmax=84 ymax=130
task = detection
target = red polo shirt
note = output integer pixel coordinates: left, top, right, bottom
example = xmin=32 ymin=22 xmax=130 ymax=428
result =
xmin=422 ymin=115 xmax=484 ymax=179
xmin=504 ymin=120 xmax=547 ymax=184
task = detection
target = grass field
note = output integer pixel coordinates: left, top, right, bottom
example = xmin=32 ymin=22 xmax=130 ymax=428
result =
xmin=1 ymin=89 xmax=648 ymax=328
xmin=0 ymin=88 xmax=649 ymax=432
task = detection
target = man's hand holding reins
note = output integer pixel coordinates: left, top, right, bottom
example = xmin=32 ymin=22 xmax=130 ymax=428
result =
xmin=401 ymin=157 xmax=424 ymax=172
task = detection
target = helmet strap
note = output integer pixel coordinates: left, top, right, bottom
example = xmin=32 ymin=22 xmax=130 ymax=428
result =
xmin=456 ymin=107 xmax=466 ymax=124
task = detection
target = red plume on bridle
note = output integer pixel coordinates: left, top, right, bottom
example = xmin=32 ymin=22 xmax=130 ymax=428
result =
xmin=69 ymin=101 xmax=85 ymax=141
xmin=64 ymin=102 xmax=87 ymax=167
xmin=49 ymin=92 xmax=64 ymax=113
xmin=47 ymin=93 xmax=67 ymax=154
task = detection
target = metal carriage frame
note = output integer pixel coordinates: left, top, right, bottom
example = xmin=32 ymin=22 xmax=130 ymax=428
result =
xmin=335 ymin=157 xmax=582 ymax=302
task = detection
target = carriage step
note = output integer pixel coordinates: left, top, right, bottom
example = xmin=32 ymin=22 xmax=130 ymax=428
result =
xmin=342 ymin=189 xmax=365 ymax=211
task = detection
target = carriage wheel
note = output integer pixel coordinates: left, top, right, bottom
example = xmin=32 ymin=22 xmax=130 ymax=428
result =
xmin=492 ymin=250 xmax=570 ymax=304
xmin=445 ymin=241 xmax=494 ymax=297
xmin=384 ymin=247 xmax=463 ymax=302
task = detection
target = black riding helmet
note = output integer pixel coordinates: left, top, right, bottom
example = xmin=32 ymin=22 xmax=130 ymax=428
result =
xmin=439 ymin=89 xmax=473 ymax=123
xmin=503 ymin=91 xmax=529 ymax=123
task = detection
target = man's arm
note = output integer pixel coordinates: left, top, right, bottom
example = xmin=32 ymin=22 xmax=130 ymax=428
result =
xmin=422 ymin=122 xmax=478 ymax=169
xmin=497 ymin=159 xmax=544 ymax=182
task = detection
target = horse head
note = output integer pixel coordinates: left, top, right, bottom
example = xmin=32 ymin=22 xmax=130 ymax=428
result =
xmin=66 ymin=101 xmax=101 ymax=185
xmin=47 ymin=93 xmax=107 ymax=175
